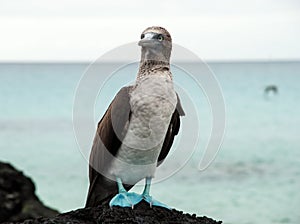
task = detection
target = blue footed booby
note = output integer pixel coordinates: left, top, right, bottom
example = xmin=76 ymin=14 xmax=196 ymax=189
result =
xmin=85 ymin=26 xmax=185 ymax=209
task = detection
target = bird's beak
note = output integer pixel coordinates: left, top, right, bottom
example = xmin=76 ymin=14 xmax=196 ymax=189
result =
xmin=138 ymin=33 xmax=156 ymax=48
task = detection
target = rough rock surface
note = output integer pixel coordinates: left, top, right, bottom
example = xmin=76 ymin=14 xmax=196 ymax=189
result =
xmin=7 ymin=201 xmax=222 ymax=224
xmin=0 ymin=162 xmax=58 ymax=222
xmin=0 ymin=161 xmax=222 ymax=224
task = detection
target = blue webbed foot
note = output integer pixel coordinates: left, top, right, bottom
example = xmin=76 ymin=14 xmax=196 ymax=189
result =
xmin=141 ymin=177 xmax=171 ymax=209
xmin=143 ymin=194 xmax=171 ymax=209
xmin=109 ymin=192 xmax=142 ymax=209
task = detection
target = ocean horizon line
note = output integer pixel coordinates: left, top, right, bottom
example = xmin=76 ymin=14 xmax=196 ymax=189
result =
xmin=0 ymin=59 xmax=299 ymax=65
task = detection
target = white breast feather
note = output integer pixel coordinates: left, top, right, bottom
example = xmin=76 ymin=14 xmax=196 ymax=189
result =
xmin=110 ymin=75 xmax=177 ymax=184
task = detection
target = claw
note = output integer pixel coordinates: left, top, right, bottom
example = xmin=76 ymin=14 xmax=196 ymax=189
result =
xmin=142 ymin=194 xmax=171 ymax=209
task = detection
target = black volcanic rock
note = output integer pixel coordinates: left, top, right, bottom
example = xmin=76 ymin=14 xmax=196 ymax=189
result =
xmin=0 ymin=162 xmax=58 ymax=222
xmin=9 ymin=201 xmax=222 ymax=224
xmin=0 ymin=161 xmax=222 ymax=224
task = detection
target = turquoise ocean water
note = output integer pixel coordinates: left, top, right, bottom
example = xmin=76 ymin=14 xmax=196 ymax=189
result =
xmin=0 ymin=62 xmax=299 ymax=224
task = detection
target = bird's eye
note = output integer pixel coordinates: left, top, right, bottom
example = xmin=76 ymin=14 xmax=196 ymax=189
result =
xmin=157 ymin=34 xmax=164 ymax=41
xmin=141 ymin=34 xmax=145 ymax=39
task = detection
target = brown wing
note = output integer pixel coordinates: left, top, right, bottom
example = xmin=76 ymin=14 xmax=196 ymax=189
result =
xmin=85 ymin=86 xmax=133 ymax=207
xmin=157 ymin=94 xmax=185 ymax=166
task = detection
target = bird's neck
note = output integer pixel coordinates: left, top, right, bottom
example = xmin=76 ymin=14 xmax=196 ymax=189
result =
xmin=137 ymin=59 xmax=171 ymax=81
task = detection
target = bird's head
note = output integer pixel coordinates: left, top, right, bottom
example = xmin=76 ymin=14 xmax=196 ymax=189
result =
xmin=138 ymin=26 xmax=172 ymax=63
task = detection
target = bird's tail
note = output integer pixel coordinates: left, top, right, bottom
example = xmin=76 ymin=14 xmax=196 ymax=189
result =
xmin=85 ymin=168 xmax=135 ymax=207
xmin=85 ymin=171 xmax=118 ymax=208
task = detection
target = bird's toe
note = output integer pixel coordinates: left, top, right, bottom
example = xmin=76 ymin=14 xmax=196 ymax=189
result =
xmin=109 ymin=192 xmax=142 ymax=208
xmin=142 ymin=194 xmax=171 ymax=209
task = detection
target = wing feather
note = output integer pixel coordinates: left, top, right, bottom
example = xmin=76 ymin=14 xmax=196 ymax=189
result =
xmin=85 ymin=87 xmax=132 ymax=207
xmin=157 ymin=94 xmax=185 ymax=166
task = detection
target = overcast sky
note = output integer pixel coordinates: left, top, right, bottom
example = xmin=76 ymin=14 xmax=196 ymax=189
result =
xmin=0 ymin=0 xmax=299 ymax=61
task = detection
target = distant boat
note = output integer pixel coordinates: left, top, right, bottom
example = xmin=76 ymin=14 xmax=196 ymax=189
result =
xmin=264 ymin=85 xmax=278 ymax=95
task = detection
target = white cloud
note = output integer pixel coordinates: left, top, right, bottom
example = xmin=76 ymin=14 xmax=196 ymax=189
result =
xmin=0 ymin=0 xmax=299 ymax=61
